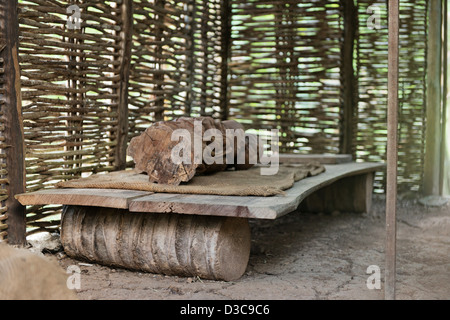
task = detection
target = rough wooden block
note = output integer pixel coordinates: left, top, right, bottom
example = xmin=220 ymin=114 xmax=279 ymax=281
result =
xmin=299 ymin=172 xmax=375 ymax=214
xmin=60 ymin=206 xmax=251 ymax=281
xmin=15 ymin=188 xmax=152 ymax=209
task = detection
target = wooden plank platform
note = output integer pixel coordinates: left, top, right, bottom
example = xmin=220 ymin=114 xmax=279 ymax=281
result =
xmin=16 ymin=188 xmax=152 ymax=209
xmin=129 ymin=162 xmax=383 ymax=219
xmin=16 ymin=162 xmax=384 ymax=219
xmin=14 ymin=160 xmax=384 ymax=281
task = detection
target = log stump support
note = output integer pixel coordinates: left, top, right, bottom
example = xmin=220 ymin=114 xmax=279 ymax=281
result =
xmin=61 ymin=205 xmax=251 ymax=281
xmin=299 ymin=172 xmax=374 ymax=214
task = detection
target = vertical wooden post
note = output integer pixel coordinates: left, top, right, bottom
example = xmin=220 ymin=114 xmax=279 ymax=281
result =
xmin=445 ymin=0 xmax=450 ymax=196
xmin=423 ymin=0 xmax=443 ymax=196
xmin=154 ymin=0 xmax=166 ymax=121
xmin=184 ymin=0 xmax=196 ymax=117
xmin=386 ymin=0 xmax=399 ymax=301
xmin=220 ymin=0 xmax=231 ymax=121
xmin=340 ymin=0 xmax=357 ymax=156
xmin=115 ymin=0 xmax=133 ymax=170
xmin=199 ymin=0 xmax=210 ymax=116
xmin=0 ymin=0 xmax=27 ymax=245
xmin=442 ymin=0 xmax=449 ymax=196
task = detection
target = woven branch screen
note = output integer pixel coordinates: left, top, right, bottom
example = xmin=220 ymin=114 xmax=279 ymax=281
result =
xmin=227 ymin=0 xmax=344 ymax=154
xmin=355 ymin=0 xmax=428 ymax=193
xmin=18 ymin=0 xmax=128 ymax=234
xmin=16 ymin=0 xmax=229 ymax=235
xmin=0 ymin=0 xmax=430 ymax=239
xmin=0 ymin=4 xmax=7 ymax=240
xmin=128 ymin=0 xmax=226 ymax=143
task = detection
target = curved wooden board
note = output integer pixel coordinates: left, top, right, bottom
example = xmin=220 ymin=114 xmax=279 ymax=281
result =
xmin=128 ymin=162 xmax=385 ymax=219
xmin=15 ymin=189 xmax=152 ymax=209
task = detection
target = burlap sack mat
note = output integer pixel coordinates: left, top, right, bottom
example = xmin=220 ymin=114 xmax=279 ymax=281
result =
xmin=56 ymin=162 xmax=325 ymax=197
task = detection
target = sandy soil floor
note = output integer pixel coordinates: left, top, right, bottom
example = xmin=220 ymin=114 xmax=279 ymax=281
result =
xmin=53 ymin=197 xmax=450 ymax=300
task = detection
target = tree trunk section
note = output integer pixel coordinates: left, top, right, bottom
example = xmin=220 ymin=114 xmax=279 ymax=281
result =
xmin=127 ymin=117 xmax=257 ymax=185
xmin=60 ymin=205 xmax=251 ymax=281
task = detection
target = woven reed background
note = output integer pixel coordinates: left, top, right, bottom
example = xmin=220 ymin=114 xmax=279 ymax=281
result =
xmin=228 ymin=0 xmax=343 ymax=154
xmin=0 ymin=0 xmax=429 ymax=239
xmin=16 ymin=0 xmax=230 ymax=236
xmin=0 ymin=4 xmax=7 ymax=240
xmin=128 ymin=0 xmax=226 ymax=144
xmin=355 ymin=0 xmax=428 ymax=193
xmin=18 ymin=0 xmax=127 ymax=235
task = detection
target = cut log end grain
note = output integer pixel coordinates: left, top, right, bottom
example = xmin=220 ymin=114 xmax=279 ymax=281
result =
xmin=127 ymin=117 xmax=257 ymax=185
xmin=127 ymin=122 xmax=198 ymax=185
xmin=60 ymin=205 xmax=251 ymax=281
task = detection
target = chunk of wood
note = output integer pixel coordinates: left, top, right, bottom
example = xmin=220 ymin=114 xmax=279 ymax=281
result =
xmin=127 ymin=117 xmax=256 ymax=185
xmin=15 ymin=163 xmax=385 ymax=220
xmin=0 ymin=243 xmax=78 ymax=300
xmin=128 ymin=162 xmax=384 ymax=219
xmin=299 ymin=172 xmax=375 ymax=213
xmin=61 ymin=206 xmax=251 ymax=281
xmin=15 ymin=188 xmax=152 ymax=209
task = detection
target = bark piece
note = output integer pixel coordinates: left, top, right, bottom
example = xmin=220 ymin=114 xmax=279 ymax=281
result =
xmin=127 ymin=117 xmax=256 ymax=185
xmin=60 ymin=206 xmax=251 ymax=281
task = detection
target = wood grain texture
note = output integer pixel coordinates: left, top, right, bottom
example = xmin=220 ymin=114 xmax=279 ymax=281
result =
xmin=339 ymin=0 xmax=357 ymax=156
xmin=114 ymin=0 xmax=133 ymax=170
xmin=15 ymin=162 xmax=384 ymax=220
xmin=60 ymin=206 xmax=251 ymax=281
xmin=129 ymin=163 xmax=384 ymax=219
xmin=386 ymin=0 xmax=400 ymax=301
xmin=1 ymin=0 xmax=26 ymax=244
xmin=127 ymin=117 xmax=256 ymax=185
xmin=15 ymin=188 xmax=152 ymax=209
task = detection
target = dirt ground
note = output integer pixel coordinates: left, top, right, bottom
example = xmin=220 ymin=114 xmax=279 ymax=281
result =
xmin=48 ymin=196 xmax=450 ymax=300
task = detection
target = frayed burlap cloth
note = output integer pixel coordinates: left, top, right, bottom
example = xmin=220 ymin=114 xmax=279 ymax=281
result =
xmin=56 ymin=162 xmax=325 ymax=197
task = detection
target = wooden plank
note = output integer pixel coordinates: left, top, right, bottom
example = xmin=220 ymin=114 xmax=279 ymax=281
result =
xmin=278 ymin=154 xmax=352 ymax=164
xmin=445 ymin=0 xmax=450 ymax=196
xmin=129 ymin=162 xmax=384 ymax=220
xmin=442 ymin=0 xmax=448 ymax=196
xmin=0 ymin=0 xmax=27 ymax=245
xmin=15 ymin=189 xmax=152 ymax=209
xmin=386 ymin=0 xmax=400 ymax=301
xmin=15 ymin=163 xmax=384 ymax=219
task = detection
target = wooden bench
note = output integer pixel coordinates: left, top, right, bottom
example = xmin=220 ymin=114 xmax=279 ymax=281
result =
xmin=16 ymin=156 xmax=384 ymax=281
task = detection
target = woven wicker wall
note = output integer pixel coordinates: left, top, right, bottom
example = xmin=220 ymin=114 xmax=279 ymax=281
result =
xmin=128 ymin=0 xmax=226 ymax=143
xmin=18 ymin=0 xmax=127 ymax=234
xmin=356 ymin=0 xmax=428 ymax=193
xmin=227 ymin=0 xmax=344 ymax=154
xmin=0 ymin=0 xmax=430 ymax=239
xmin=16 ymin=0 xmax=228 ymax=235
xmin=128 ymin=0 xmax=192 ymax=134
